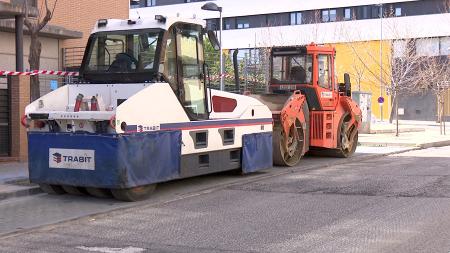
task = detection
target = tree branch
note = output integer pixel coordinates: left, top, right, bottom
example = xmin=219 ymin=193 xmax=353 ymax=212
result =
xmin=37 ymin=0 xmax=56 ymax=31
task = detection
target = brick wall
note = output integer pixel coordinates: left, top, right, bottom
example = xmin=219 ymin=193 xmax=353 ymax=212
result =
xmin=39 ymin=0 xmax=130 ymax=49
xmin=9 ymin=76 xmax=30 ymax=161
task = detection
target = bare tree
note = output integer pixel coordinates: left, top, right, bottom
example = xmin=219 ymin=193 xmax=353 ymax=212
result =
xmin=423 ymin=56 xmax=450 ymax=134
xmin=346 ymin=37 xmax=429 ymax=136
xmin=24 ymin=0 xmax=58 ymax=101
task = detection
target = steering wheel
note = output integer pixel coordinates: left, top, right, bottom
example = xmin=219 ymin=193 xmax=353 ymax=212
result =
xmin=108 ymin=52 xmax=139 ymax=72
xmin=116 ymin=53 xmax=138 ymax=65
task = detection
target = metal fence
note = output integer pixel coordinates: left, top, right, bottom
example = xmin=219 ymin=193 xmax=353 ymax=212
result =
xmin=204 ymin=48 xmax=270 ymax=94
xmin=62 ymin=47 xmax=85 ymax=71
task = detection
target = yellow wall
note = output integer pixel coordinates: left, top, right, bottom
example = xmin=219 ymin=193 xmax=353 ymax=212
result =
xmin=330 ymin=41 xmax=392 ymax=121
xmin=444 ymin=90 xmax=450 ymax=116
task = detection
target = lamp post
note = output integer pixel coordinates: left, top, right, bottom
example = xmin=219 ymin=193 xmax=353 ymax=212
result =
xmin=378 ymin=3 xmax=383 ymax=122
xmin=201 ymin=2 xmax=224 ymax=91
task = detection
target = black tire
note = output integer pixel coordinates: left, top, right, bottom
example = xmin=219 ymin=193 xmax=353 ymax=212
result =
xmin=62 ymin=185 xmax=87 ymax=195
xmin=39 ymin=184 xmax=66 ymax=195
xmin=111 ymin=184 xmax=157 ymax=202
xmin=273 ymin=124 xmax=304 ymax=167
xmin=85 ymin=187 xmax=113 ymax=198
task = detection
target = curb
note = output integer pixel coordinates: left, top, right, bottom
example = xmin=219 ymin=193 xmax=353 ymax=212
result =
xmin=419 ymin=140 xmax=450 ymax=149
xmin=358 ymin=142 xmax=414 ymax=147
xmin=369 ymin=128 xmax=425 ymax=134
xmin=0 ymin=185 xmax=42 ymax=201
xmin=359 ymin=139 xmax=450 ymax=148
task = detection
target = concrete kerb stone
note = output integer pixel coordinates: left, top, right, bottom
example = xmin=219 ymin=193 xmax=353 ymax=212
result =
xmin=369 ymin=127 xmax=425 ymax=134
xmin=358 ymin=142 xmax=415 ymax=147
xmin=0 ymin=186 xmax=42 ymax=201
xmin=359 ymin=138 xmax=450 ymax=148
xmin=419 ymin=140 xmax=450 ymax=149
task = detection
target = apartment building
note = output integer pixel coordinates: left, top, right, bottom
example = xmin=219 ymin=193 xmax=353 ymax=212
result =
xmin=130 ymin=0 xmax=450 ymax=121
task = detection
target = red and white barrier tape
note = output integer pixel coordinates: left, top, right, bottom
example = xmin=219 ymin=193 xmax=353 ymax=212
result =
xmin=0 ymin=70 xmax=79 ymax=76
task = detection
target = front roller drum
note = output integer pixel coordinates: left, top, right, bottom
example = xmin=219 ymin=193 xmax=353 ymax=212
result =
xmin=111 ymin=184 xmax=157 ymax=202
xmin=273 ymin=125 xmax=304 ymax=167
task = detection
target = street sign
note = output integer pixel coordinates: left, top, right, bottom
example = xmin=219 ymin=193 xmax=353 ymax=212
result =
xmin=378 ymin=96 xmax=384 ymax=104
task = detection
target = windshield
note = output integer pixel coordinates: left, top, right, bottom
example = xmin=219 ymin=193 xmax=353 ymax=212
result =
xmin=81 ymin=29 xmax=163 ymax=83
xmin=272 ymin=54 xmax=313 ymax=84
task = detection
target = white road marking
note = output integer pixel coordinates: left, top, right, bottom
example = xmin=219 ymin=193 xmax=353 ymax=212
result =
xmin=76 ymin=246 xmax=145 ymax=253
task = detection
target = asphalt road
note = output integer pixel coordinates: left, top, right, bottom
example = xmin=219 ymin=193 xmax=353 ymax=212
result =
xmin=1 ymin=146 xmax=449 ymax=253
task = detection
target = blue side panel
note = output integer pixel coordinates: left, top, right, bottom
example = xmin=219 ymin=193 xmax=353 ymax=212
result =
xmin=117 ymin=131 xmax=182 ymax=188
xmin=28 ymin=131 xmax=181 ymax=189
xmin=242 ymin=132 xmax=273 ymax=173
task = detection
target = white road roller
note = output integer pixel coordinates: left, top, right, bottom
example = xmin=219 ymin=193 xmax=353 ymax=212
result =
xmin=24 ymin=16 xmax=273 ymax=201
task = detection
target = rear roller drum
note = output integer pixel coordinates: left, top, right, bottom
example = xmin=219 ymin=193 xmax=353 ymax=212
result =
xmin=273 ymin=124 xmax=304 ymax=167
xmin=111 ymin=184 xmax=157 ymax=202
xmin=39 ymin=184 xmax=66 ymax=195
xmin=335 ymin=122 xmax=358 ymax=158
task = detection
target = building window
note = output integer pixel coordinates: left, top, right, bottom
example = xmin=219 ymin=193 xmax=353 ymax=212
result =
xmin=344 ymin=8 xmax=352 ymax=20
xmin=146 ymin=0 xmax=155 ymax=6
xmin=223 ymin=19 xmax=231 ymax=30
xmin=290 ymin=12 xmax=302 ymax=25
xmin=130 ymin=0 xmax=140 ymax=8
xmin=358 ymin=6 xmax=371 ymax=19
xmin=416 ymin=38 xmax=440 ymax=57
xmin=393 ymin=40 xmax=407 ymax=58
xmin=395 ymin=7 xmax=402 ymax=16
xmin=372 ymin=6 xmax=381 ymax=18
xmin=236 ymin=18 xmax=249 ymax=29
xmin=440 ymin=37 xmax=450 ymax=55
xmin=322 ymin=9 xmax=336 ymax=22
xmin=206 ymin=19 xmax=217 ymax=30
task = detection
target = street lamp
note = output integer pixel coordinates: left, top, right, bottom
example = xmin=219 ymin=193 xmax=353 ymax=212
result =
xmin=378 ymin=3 xmax=384 ymax=122
xmin=201 ymin=2 xmax=224 ymax=91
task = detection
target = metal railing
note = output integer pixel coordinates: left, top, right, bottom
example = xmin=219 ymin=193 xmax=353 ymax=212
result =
xmin=62 ymin=47 xmax=85 ymax=71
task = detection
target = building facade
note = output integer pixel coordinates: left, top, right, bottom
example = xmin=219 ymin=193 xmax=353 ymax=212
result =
xmin=130 ymin=0 xmax=450 ymax=121
xmin=0 ymin=0 xmax=129 ymax=160
xmin=44 ymin=0 xmax=129 ymax=70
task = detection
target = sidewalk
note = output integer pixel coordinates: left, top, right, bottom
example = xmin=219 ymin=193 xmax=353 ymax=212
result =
xmin=1 ymin=120 xmax=449 ymax=201
xmin=0 ymin=162 xmax=41 ymax=200
xmin=359 ymin=120 xmax=450 ymax=148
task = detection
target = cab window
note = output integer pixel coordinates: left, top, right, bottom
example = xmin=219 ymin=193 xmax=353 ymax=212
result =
xmin=272 ymin=54 xmax=312 ymax=84
xmin=177 ymin=24 xmax=207 ymax=120
xmin=318 ymin=54 xmax=331 ymax=89
xmin=163 ymin=28 xmax=177 ymax=90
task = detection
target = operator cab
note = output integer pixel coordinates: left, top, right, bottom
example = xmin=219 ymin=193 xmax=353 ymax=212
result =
xmin=79 ymin=16 xmax=219 ymax=121
xmin=269 ymin=44 xmax=341 ymax=111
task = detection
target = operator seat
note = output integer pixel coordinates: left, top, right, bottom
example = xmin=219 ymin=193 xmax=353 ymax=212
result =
xmin=290 ymin=66 xmax=306 ymax=83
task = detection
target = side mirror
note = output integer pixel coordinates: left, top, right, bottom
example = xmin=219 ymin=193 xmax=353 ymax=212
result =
xmin=339 ymin=73 xmax=352 ymax=97
xmin=207 ymin=30 xmax=220 ymax=51
xmin=344 ymin=73 xmax=352 ymax=97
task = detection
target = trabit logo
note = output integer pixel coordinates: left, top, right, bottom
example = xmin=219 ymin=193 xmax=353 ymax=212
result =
xmin=53 ymin=152 xmax=62 ymax=163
